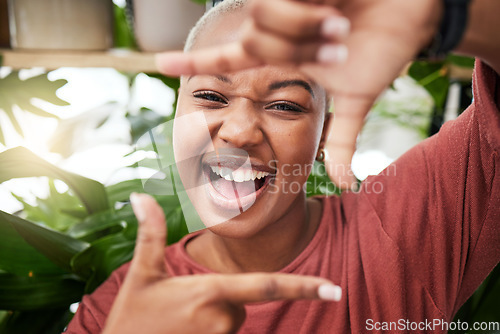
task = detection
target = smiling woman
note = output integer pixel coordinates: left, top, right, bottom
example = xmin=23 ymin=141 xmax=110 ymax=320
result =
xmin=173 ymin=63 xmax=327 ymax=236
xmin=66 ymin=0 xmax=500 ymax=333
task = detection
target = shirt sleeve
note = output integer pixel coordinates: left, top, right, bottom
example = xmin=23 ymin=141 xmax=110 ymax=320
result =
xmin=353 ymin=60 xmax=500 ymax=320
xmin=64 ymin=263 xmax=129 ymax=333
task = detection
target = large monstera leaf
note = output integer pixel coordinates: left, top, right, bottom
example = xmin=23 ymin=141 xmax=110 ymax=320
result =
xmin=0 ymin=71 xmax=69 ymax=144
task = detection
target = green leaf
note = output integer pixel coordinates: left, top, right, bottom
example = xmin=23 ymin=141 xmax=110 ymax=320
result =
xmin=0 ymin=308 xmax=72 ymax=334
xmin=0 ymin=210 xmax=90 ymax=274
xmin=0 ymin=124 xmax=5 ymax=145
xmin=70 ymin=196 xmax=186 ymax=291
xmin=113 ymin=3 xmax=137 ymax=49
xmin=71 ymin=225 xmax=136 ymax=292
xmin=106 ymin=179 xmax=145 ymax=204
xmin=0 ymin=212 xmax=66 ymax=276
xmin=127 ymin=107 xmax=169 ymax=144
xmin=13 ymin=180 xmax=83 ymax=232
xmin=16 ymin=100 xmax=60 ymax=118
xmin=164 ymin=203 xmax=189 ymax=245
xmin=0 ymin=72 xmax=68 ymax=139
xmin=145 ymin=73 xmax=180 ymax=112
xmin=0 ymin=273 xmax=84 ymax=311
xmin=0 ymin=72 xmax=69 ymax=107
xmin=67 ymin=207 xmax=133 ymax=242
xmin=447 ymin=54 xmax=475 ymax=69
xmin=2 ymin=95 xmax=24 ymax=136
xmin=451 ymin=264 xmax=500 ymax=333
xmin=408 ymin=61 xmax=450 ymax=109
xmin=60 ymin=208 xmax=90 ymax=220
xmin=306 ymin=161 xmax=341 ymax=197
xmin=0 ymin=147 xmax=110 ymax=214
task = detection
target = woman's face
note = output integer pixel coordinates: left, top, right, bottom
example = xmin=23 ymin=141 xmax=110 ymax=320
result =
xmin=172 ymin=11 xmax=328 ymax=237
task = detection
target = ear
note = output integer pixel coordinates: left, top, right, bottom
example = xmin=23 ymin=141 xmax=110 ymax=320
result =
xmin=319 ymin=111 xmax=332 ymax=151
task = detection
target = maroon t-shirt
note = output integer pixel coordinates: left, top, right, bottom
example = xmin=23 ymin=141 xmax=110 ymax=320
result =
xmin=66 ymin=61 xmax=500 ymax=333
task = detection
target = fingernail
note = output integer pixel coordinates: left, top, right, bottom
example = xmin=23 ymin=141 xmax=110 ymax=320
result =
xmin=321 ymin=17 xmax=350 ymax=38
xmin=317 ymin=44 xmax=348 ymax=64
xmin=318 ymin=284 xmax=342 ymax=301
xmin=130 ymin=193 xmax=147 ymax=223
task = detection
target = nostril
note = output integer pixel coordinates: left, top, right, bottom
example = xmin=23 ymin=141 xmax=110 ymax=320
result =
xmin=217 ymin=119 xmax=264 ymax=148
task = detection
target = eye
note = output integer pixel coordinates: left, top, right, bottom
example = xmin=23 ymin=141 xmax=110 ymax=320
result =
xmin=267 ymin=101 xmax=305 ymax=113
xmin=193 ymin=91 xmax=227 ymax=104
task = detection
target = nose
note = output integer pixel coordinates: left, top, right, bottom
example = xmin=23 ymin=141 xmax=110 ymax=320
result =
xmin=215 ymin=100 xmax=264 ymax=149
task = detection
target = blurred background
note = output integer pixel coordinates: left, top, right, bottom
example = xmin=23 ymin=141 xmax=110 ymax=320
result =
xmin=1 ymin=0 xmax=496 ymax=333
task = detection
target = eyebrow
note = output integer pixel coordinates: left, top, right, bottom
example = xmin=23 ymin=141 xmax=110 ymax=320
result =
xmin=187 ymin=76 xmax=315 ymax=98
xmin=269 ymin=80 xmax=315 ymax=98
xmin=187 ymin=75 xmax=231 ymax=83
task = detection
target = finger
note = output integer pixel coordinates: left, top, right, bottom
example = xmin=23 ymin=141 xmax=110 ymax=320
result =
xmin=251 ymin=0 xmax=349 ymax=41
xmin=242 ymin=21 xmax=325 ymax=64
xmin=155 ymin=43 xmax=262 ymax=76
xmin=324 ymin=95 xmax=374 ymax=190
xmin=214 ymin=273 xmax=341 ymax=304
xmin=129 ymin=193 xmax=168 ymax=281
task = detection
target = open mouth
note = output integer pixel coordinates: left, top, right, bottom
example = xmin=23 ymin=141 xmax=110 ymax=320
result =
xmin=201 ymin=153 xmax=276 ymax=210
xmin=206 ymin=165 xmax=272 ymax=199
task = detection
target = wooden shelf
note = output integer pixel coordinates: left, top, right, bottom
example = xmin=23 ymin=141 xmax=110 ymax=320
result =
xmin=1 ymin=48 xmax=473 ymax=80
xmin=0 ymin=49 xmax=158 ymax=73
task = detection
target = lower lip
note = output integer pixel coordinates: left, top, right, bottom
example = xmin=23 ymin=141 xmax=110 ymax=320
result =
xmin=204 ymin=171 xmax=272 ymax=212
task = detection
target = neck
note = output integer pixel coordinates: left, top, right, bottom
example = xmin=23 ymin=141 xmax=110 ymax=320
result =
xmin=187 ymin=195 xmax=322 ymax=273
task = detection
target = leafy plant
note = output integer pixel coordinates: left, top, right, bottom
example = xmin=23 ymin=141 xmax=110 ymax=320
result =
xmin=0 ymin=72 xmax=69 ymax=145
xmin=408 ymin=54 xmax=474 ymax=136
xmin=0 ymin=7 xmax=496 ymax=330
xmin=0 ymin=147 xmax=188 ymax=333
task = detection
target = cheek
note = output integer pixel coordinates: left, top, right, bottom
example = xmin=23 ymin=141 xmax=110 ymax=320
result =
xmin=173 ymin=101 xmax=214 ymax=164
xmin=272 ymin=121 xmax=322 ymax=183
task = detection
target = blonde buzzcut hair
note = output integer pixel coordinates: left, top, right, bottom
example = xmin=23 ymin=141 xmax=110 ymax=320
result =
xmin=184 ymin=0 xmax=248 ymax=51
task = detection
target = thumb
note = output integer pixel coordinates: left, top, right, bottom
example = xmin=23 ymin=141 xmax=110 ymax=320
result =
xmin=129 ymin=193 xmax=168 ymax=282
xmin=325 ymin=95 xmax=374 ymax=190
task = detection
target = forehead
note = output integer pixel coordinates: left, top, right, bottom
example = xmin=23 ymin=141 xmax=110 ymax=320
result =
xmin=190 ymin=6 xmax=248 ymax=50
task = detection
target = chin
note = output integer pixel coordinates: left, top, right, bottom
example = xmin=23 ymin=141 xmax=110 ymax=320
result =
xmin=203 ymin=211 xmax=270 ymax=239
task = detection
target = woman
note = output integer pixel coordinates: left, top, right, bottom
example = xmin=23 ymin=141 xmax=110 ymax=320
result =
xmin=67 ymin=0 xmax=500 ymax=333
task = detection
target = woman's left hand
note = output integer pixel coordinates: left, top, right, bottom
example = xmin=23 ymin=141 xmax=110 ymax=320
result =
xmin=156 ymin=0 xmax=443 ymax=189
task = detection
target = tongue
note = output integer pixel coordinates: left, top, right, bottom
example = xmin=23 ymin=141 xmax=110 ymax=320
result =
xmin=212 ymin=178 xmax=257 ymax=199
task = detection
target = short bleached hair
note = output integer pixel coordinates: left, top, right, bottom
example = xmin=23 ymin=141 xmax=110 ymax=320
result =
xmin=184 ymin=0 xmax=248 ymax=51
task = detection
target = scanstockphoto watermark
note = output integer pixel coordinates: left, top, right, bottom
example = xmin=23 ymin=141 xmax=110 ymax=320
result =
xmin=269 ymin=176 xmax=389 ymax=195
xmin=266 ymin=160 xmax=397 ymax=195
xmin=366 ymin=318 xmax=500 ymax=332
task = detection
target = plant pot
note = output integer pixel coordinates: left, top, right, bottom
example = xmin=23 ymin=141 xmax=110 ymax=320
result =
xmin=130 ymin=0 xmax=206 ymax=52
xmin=8 ymin=0 xmax=113 ymax=50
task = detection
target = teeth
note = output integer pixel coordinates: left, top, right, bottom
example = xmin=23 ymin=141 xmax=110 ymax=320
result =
xmin=233 ymin=171 xmax=245 ymax=182
xmin=210 ymin=166 xmax=270 ymax=182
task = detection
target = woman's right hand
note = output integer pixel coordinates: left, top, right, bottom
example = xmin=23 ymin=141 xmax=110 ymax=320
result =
xmin=102 ymin=193 xmax=341 ymax=334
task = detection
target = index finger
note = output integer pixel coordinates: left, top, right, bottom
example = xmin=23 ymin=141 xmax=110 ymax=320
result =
xmin=214 ymin=273 xmax=342 ymax=304
xmin=155 ymin=42 xmax=262 ymax=77
xmin=325 ymin=95 xmax=374 ymax=190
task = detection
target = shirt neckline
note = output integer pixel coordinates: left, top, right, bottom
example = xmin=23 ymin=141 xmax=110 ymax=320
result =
xmin=173 ymin=196 xmax=330 ymax=274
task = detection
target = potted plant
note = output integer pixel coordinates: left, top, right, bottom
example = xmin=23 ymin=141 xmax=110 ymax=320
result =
xmin=128 ymin=0 xmax=206 ymax=52
xmin=7 ymin=0 xmax=114 ymax=50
